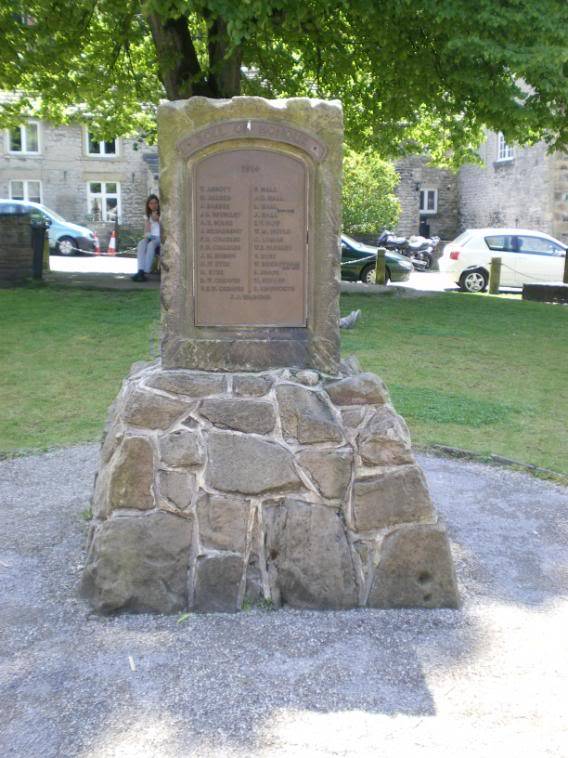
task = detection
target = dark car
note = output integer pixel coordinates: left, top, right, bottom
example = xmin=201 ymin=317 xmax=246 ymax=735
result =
xmin=0 ymin=199 xmax=96 ymax=255
xmin=340 ymin=234 xmax=415 ymax=283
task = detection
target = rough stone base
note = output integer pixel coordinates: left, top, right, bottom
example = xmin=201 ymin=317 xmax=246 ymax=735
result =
xmin=81 ymin=359 xmax=459 ymax=613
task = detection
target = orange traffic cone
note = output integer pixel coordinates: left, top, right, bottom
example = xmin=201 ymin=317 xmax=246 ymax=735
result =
xmin=106 ymin=230 xmax=117 ymax=256
xmin=93 ymin=232 xmax=101 ymax=255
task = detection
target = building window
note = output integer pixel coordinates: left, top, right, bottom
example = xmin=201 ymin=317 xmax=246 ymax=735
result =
xmin=86 ymin=130 xmax=118 ymax=157
xmin=419 ymin=188 xmax=438 ymax=215
xmin=7 ymin=122 xmax=40 ymax=154
xmin=87 ymin=182 xmax=120 ymax=222
xmin=9 ymin=179 xmax=42 ymax=203
xmin=497 ymin=132 xmax=514 ymax=161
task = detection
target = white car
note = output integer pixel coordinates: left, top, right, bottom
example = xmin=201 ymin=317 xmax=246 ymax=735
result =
xmin=438 ymin=228 xmax=567 ymax=292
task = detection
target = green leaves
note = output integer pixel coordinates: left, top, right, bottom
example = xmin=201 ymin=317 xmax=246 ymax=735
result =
xmin=342 ymin=147 xmax=400 ymax=234
xmin=0 ymin=0 xmax=566 ymax=155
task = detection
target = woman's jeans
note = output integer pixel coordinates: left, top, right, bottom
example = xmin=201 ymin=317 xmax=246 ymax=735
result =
xmin=136 ymin=236 xmax=160 ymax=273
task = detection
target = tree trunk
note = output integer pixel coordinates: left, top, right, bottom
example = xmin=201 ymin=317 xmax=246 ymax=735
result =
xmin=146 ymin=12 xmax=242 ymax=100
xmin=207 ymin=17 xmax=242 ymax=97
xmin=146 ymin=13 xmax=206 ymax=99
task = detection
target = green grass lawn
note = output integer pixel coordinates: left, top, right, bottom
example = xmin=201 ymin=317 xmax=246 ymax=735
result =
xmin=1 ymin=284 xmax=567 ymax=475
xmin=341 ymin=291 xmax=568 ymax=474
xmin=0 ymin=285 xmax=160 ymax=454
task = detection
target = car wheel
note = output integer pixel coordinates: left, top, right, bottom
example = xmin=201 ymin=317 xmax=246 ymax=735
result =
xmin=361 ymin=264 xmax=390 ymax=284
xmin=459 ymin=269 xmax=488 ymax=293
xmin=57 ymin=236 xmax=77 ymax=256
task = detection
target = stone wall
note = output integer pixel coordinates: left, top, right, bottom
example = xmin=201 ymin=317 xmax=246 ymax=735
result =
xmin=0 ymin=122 xmax=157 ymax=231
xmin=458 ymin=135 xmax=564 ymax=241
xmin=394 ymin=158 xmax=421 ymax=237
xmin=0 ymin=213 xmax=32 ymax=284
xmin=81 ymin=360 xmax=459 ymax=613
xmin=551 ymin=153 xmax=568 ymax=243
xmin=394 ymin=156 xmax=459 ymax=240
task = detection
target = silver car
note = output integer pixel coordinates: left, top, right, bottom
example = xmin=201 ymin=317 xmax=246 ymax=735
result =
xmin=0 ymin=199 xmax=96 ymax=255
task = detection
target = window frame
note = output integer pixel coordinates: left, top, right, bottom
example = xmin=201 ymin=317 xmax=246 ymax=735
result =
xmin=9 ymin=179 xmax=43 ymax=204
xmin=497 ymin=132 xmax=514 ymax=162
xmin=85 ymin=129 xmax=119 ymax=157
xmin=419 ymin=188 xmax=438 ymax=215
xmin=86 ymin=181 xmax=121 ymax=222
xmin=6 ymin=122 xmax=41 ymax=155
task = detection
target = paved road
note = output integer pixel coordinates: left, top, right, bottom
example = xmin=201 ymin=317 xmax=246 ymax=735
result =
xmin=49 ymin=254 xmax=138 ymax=276
xmin=49 ymin=254 xmax=462 ymax=293
xmin=1 ymin=445 xmax=566 ymax=757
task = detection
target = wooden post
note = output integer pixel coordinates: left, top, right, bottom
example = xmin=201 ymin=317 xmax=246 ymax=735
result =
xmin=489 ymin=256 xmax=502 ymax=294
xmin=43 ymin=232 xmax=50 ymax=271
xmin=375 ymin=247 xmax=386 ymax=285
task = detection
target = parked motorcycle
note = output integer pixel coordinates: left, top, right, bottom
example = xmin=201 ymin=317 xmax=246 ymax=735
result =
xmin=377 ymin=230 xmax=440 ymax=270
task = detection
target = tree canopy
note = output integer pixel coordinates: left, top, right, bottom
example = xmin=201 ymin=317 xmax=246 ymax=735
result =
xmin=1 ymin=0 xmax=567 ymax=162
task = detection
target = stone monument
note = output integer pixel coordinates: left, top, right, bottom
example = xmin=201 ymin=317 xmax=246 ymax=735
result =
xmin=81 ymin=97 xmax=459 ymax=613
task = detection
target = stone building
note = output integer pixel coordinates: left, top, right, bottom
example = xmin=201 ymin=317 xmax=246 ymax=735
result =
xmin=394 ymin=156 xmax=459 ymax=240
xmin=2 ymin=114 xmax=567 ymax=249
xmin=0 ymin=117 xmax=158 ymax=243
xmin=458 ymin=133 xmax=568 ymax=243
xmin=395 ymin=134 xmax=568 ymax=244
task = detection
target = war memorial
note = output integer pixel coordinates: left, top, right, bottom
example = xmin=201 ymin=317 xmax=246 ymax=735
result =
xmin=81 ymin=97 xmax=458 ymax=613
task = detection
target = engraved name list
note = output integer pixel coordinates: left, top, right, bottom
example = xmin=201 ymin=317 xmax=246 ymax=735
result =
xmin=194 ymin=149 xmax=308 ymax=327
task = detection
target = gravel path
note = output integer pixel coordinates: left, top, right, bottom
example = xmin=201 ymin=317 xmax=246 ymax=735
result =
xmin=1 ymin=445 xmax=566 ymax=757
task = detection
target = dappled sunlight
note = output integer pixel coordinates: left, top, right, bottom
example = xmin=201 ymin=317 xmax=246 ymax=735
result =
xmin=78 ymin=714 xmax=184 ymax=758
xmin=253 ymin=705 xmax=561 ymax=757
xmin=1 ymin=422 xmax=567 ymax=757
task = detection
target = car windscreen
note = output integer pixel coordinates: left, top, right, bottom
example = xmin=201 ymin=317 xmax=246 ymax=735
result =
xmin=41 ymin=206 xmax=66 ymax=223
xmin=342 ymin=234 xmax=372 ymax=251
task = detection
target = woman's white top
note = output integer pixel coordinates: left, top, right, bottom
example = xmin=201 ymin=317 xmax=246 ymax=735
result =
xmin=150 ymin=219 xmax=160 ymax=240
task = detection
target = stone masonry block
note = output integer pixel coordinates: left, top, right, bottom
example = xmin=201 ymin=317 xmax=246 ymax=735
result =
xmin=325 ymin=373 xmax=390 ymax=406
xmin=199 ymin=397 xmax=276 ymax=434
xmin=81 ymin=511 xmax=193 ymax=614
xmin=352 ymin=465 xmax=435 ymax=532
xmin=192 ymin=554 xmax=244 ymax=613
xmin=196 ymin=491 xmax=250 ymax=553
xmin=276 ymin=384 xmax=343 ymax=444
xmin=264 ymin=498 xmax=359 ymax=609
xmin=368 ymin=524 xmax=459 ymax=608
xmin=206 ymin=431 xmax=302 ymax=495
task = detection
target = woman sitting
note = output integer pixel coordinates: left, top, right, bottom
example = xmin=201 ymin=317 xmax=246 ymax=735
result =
xmin=132 ymin=194 xmax=161 ymax=282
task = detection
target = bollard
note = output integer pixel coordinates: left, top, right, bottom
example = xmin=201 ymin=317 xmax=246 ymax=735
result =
xmin=489 ymin=256 xmax=502 ymax=294
xmin=30 ymin=220 xmax=48 ymax=280
xmin=43 ymin=231 xmax=50 ymax=271
xmin=563 ymin=249 xmax=568 ymax=284
xmin=375 ymin=247 xmax=387 ymax=285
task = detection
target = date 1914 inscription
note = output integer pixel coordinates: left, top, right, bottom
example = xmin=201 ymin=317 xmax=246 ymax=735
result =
xmin=194 ymin=149 xmax=307 ymax=327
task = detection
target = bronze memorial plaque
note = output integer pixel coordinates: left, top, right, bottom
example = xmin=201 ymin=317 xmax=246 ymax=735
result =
xmin=194 ymin=149 xmax=308 ymax=327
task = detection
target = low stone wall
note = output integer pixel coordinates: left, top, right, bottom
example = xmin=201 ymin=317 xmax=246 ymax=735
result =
xmin=0 ymin=213 xmax=33 ymax=285
xmin=81 ymin=359 xmax=459 ymax=614
xmin=522 ymin=283 xmax=568 ymax=303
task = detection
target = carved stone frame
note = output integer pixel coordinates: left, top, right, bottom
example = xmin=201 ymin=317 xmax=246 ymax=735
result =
xmin=158 ymin=98 xmax=342 ymax=374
